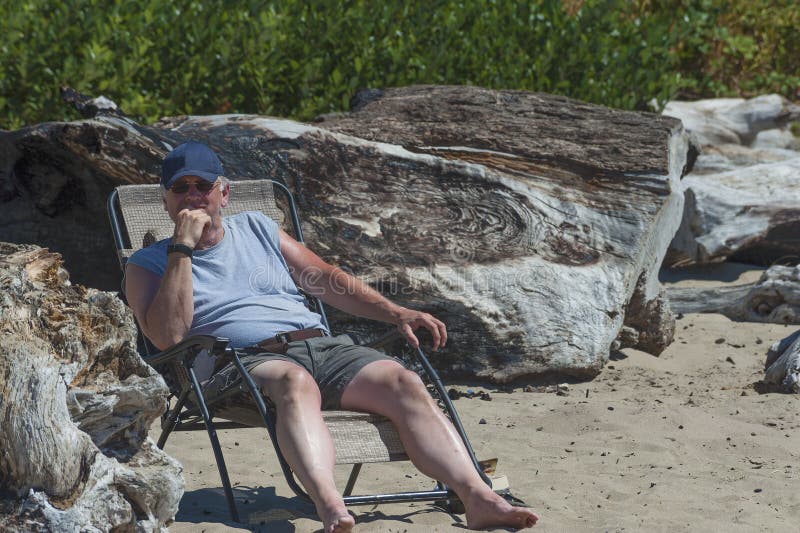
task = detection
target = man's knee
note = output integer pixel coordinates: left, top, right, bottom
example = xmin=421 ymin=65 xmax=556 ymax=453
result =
xmin=388 ymin=367 xmax=429 ymax=398
xmin=254 ymin=364 xmax=320 ymax=406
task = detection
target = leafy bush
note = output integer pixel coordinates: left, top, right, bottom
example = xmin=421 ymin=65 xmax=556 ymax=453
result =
xmin=1 ymin=0 xmax=797 ymax=130
xmin=666 ymin=0 xmax=800 ymax=99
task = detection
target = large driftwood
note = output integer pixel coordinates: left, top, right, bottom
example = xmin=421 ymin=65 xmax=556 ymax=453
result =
xmin=0 ymin=85 xmax=689 ymax=380
xmin=0 ymin=243 xmax=182 ymax=531
xmin=663 ymin=94 xmax=798 ymax=147
xmin=0 ymin=112 xmax=165 ymax=289
xmin=664 ymin=94 xmax=800 ymax=266
xmin=666 ymin=265 xmax=800 ymax=324
xmin=672 ymin=157 xmax=800 ymax=265
xmin=156 ymin=87 xmax=688 ymax=379
xmin=765 ymin=331 xmax=800 ymax=393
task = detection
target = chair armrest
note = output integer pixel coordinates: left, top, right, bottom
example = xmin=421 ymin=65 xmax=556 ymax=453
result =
xmin=143 ymin=335 xmax=230 ymax=367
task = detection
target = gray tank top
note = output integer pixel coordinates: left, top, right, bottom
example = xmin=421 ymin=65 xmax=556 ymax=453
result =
xmin=128 ymin=211 xmax=327 ymax=349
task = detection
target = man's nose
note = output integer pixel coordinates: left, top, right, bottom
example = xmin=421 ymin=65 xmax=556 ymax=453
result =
xmin=185 ymin=183 xmax=203 ymax=196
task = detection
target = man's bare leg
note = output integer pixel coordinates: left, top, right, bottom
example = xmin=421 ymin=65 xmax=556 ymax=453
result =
xmin=249 ymin=361 xmax=354 ymax=533
xmin=340 ymin=360 xmax=538 ymax=530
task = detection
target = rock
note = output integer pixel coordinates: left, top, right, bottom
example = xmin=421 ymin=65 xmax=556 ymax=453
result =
xmin=0 ymin=85 xmax=689 ymax=381
xmin=0 ymin=243 xmax=182 ymax=531
xmin=663 ymin=94 xmax=800 ymax=266
xmin=765 ymin=330 xmax=800 ymax=393
xmin=667 ymin=265 xmax=800 ymax=324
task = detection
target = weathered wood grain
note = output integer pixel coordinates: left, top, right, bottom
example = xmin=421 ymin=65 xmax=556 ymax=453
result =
xmin=765 ymin=330 xmax=800 ymax=393
xmin=667 ymin=265 xmax=800 ymax=324
xmin=0 ymin=243 xmax=181 ymax=530
xmin=0 ymin=85 xmax=689 ymax=380
xmin=664 ymin=94 xmax=800 ymax=266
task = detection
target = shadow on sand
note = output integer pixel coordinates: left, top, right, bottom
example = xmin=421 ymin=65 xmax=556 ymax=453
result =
xmin=176 ymin=485 xmax=314 ymax=532
xmin=175 ymin=485 xmax=463 ymax=532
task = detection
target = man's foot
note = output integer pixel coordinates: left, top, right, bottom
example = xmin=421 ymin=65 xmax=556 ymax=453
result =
xmin=464 ymin=487 xmax=539 ymax=530
xmin=316 ymin=501 xmax=355 ymax=533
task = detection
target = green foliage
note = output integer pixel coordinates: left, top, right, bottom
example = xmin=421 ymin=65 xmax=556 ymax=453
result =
xmin=664 ymin=0 xmax=800 ymax=99
xmin=1 ymin=0 xmax=798 ymax=130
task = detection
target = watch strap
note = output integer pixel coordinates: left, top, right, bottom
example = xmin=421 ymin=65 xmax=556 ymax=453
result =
xmin=166 ymin=243 xmax=193 ymax=257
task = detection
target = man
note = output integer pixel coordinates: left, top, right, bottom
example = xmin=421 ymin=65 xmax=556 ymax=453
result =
xmin=125 ymin=141 xmax=538 ymax=532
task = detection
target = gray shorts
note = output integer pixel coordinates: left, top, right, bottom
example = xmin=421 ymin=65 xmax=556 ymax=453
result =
xmin=202 ymin=334 xmax=401 ymax=410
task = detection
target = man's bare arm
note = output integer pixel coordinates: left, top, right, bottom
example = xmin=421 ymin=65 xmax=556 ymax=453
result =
xmin=279 ymin=229 xmax=447 ymax=350
xmin=125 ymin=208 xmax=211 ymax=350
xmin=125 ymin=257 xmax=194 ymax=350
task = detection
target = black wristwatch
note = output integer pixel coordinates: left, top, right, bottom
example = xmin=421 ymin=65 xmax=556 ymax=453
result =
xmin=166 ymin=243 xmax=193 ymax=258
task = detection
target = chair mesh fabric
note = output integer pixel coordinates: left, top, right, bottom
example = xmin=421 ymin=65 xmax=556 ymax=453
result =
xmin=217 ymin=401 xmax=406 ymax=463
xmin=116 ymin=180 xmax=285 ymax=260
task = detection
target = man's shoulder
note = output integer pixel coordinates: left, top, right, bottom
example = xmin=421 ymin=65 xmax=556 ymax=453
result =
xmin=224 ymin=211 xmax=278 ymax=232
xmin=225 ymin=210 xmax=269 ymax=222
xmin=131 ymin=238 xmax=170 ymax=258
xmin=128 ymin=238 xmax=170 ymax=275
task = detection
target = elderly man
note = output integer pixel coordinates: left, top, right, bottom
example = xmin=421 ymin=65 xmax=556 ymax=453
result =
xmin=125 ymin=141 xmax=538 ymax=532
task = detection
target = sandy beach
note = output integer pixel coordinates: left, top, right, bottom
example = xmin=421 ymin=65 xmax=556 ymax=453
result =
xmin=161 ymin=264 xmax=800 ymax=532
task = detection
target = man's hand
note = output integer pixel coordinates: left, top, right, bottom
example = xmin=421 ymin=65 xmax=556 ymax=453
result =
xmin=395 ymin=308 xmax=448 ymax=351
xmin=279 ymin=229 xmax=449 ymax=351
xmin=172 ymin=208 xmax=212 ymax=248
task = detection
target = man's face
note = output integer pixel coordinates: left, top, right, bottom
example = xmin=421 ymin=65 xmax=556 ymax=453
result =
xmin=163 ymin=175 xmax=229 ymax=220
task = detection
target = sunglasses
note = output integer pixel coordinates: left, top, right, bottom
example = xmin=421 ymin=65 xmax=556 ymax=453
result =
xmin=169 ymin=180 xmax=218 ymax=194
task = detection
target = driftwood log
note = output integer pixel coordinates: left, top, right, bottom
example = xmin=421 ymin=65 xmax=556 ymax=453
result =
xmin=765 ymin=330 xmax=800 ymax=393
xmin=666 ymin=265 xmax=800 ymax=324
xmin=663 ymin=94 xmax=798 ymax=147
xmin=665 ymin=94 xmax=800 ymax=266
xmin=0 ymin=243 xmax=181 ymax=531
xmin=0 ymin=85 xmax=689 ymax=380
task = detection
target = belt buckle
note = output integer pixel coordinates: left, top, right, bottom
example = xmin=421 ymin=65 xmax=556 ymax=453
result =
xmin=275 ymin=331 xmax=291 ymax=343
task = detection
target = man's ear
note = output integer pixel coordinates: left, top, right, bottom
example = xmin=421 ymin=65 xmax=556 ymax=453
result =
xmin=220 ymin=183 xmax=230 ymax=208
xmin=162 ymin=196 xmax=167 ymax=211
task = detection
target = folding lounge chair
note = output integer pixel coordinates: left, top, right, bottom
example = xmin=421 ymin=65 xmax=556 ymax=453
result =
xmin=107 ymin=178 xmax=492 ymax=523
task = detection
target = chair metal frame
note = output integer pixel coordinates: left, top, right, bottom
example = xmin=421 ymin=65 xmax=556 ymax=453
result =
xmin=107 ymin=179 xmax=489 ymax=522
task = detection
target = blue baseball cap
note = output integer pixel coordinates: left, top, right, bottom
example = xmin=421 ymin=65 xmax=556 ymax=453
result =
xmin=161 ymin=141 xmax=224 ymax=189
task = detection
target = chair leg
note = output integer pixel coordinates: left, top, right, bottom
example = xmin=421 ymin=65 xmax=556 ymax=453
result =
xmin=157 ymin=387 xmax=191 ymax=449
xmin=185 ymin=361 xmax=240 ymax=523
xmin=413 ymin=346 xmax=491 ymax=486
xmin=343 ymin=464 xmax=362 ymax=497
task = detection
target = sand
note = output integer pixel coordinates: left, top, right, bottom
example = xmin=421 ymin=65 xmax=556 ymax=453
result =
xmin=161 ymin=265 xmax=800 ymax=532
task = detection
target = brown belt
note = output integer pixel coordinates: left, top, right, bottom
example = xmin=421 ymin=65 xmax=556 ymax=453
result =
xmin=256 ymin=328 xmax=326 ymax=354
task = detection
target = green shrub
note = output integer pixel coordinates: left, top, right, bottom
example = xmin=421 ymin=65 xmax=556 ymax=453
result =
xmin=0 ymin=0 xmax=797 ymax=130
xmin=666 ymin=0 xmax=800 ymax=99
